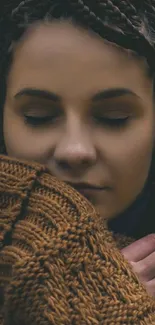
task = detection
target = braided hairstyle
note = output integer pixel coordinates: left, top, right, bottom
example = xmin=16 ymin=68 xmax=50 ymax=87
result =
xmin=0 ymin=0 xmax=155 ymax=153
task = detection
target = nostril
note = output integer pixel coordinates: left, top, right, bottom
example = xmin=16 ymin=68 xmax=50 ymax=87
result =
xmin=81 ymin=159 xmax=90 ymax=166
xmin=57 ymin=160 xmax=71 ymax=170
xmin=56 ymin=157 xmax=91 ymax=170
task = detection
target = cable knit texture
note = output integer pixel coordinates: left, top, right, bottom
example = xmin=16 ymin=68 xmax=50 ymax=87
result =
xmin=0 ymin=155 xmax=155 ymax=325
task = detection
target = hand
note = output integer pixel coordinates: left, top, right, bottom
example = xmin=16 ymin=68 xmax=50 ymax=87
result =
xmin=122 ymin=234 xmax=155 ymax=297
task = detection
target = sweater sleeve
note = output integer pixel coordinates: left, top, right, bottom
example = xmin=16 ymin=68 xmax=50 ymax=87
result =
xmin=0 ymin=155 xmax=155 ymax=325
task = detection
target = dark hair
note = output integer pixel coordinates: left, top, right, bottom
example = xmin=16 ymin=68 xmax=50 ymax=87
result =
xmin=0 ymin=0 xmax=155 ymax=153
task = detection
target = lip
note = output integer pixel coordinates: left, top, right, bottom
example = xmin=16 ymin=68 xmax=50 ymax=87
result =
xmin=66 ymin=182 xmax=109 ymax=191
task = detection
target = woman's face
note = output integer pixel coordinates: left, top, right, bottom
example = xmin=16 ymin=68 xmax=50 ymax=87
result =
xmin=3 ymin=21 xmax=155 ymax=220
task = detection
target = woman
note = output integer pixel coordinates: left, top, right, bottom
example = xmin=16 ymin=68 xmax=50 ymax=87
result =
xmin=0 ymin=0 xmax=155 ymax=324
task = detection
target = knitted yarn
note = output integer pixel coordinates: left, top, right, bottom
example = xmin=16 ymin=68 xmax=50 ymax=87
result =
xmin=0 ymin=155 xmax=155 ymax=325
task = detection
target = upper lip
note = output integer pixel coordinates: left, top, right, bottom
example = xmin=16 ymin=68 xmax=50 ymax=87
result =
xmin=66 ymin=182 xmax=106 ymax=190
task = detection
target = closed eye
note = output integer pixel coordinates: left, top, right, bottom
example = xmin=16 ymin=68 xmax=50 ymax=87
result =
xmin=95 ymin=116 xmax=130 ymax=127
xmin=24 ymin=115 xmax=55 ymax=126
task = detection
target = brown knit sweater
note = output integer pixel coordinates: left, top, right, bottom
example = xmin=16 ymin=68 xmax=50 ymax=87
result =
xmin=0 ymin=155 xmax=155 ymax=325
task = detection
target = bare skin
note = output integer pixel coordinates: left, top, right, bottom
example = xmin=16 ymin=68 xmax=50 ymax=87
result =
xmin=122 ymin=234 xmax=155 ymax=297
xmin=3 ymin=21 xmax=155 ymax=295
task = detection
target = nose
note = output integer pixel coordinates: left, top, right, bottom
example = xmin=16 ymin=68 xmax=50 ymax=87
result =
xmin=53 ymin=125 xmax=97 ymax=175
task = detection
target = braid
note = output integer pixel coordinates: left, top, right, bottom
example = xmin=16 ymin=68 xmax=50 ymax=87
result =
xmin=3 ymin=0 xmax=155 ymax=45
xmin=144 ymin=1 xmax=155 ymax=30
xmin=68 ymin=0 xmax=101 ymax=27
xmin=69 ymin=0 xmax=133 ymax=35
xmin=0 ymin=0 xmax=154 ymax=73
xmin=112 ymin=0 xmax=137 ymax=14
xmin=68 ymin=0 xmax=155 ymax=71
xmin=11 ymin=0 xmax=33 ymax=16
xmin=110 ymin=0 xmax=140 ymax=24
xmin=69 ymin=0 xmax=148 ymax=46
xmin=0 ymin=0 xmax=154 ymax=71
xmin=97 ymin=0 xmax=141 ymax=32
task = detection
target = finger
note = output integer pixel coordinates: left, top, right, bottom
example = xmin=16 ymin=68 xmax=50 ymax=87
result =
xmin=144 ymin=278 xmax=155 ymax=298
xmin=121 ymin=234 xmax=155 ymax=262
xmin=131 ymin=250 xmax=155 ymax=282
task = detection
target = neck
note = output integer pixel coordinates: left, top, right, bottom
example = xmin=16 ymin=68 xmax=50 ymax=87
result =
xmin=108 ymin=182 xmax=150 ymax=237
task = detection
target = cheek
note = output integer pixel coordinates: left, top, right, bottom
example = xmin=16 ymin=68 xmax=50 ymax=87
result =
xmin=95 ymin=121 xmax=154 ymax=217
xmin=114 ymin=141 xmax=152 ymax=195
xmin=98 ymin=120 xmax=154 ymax=189
xmin=3 ymin=115 xmax=55 ymax=163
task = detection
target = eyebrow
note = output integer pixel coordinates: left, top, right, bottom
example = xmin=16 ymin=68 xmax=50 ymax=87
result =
xmin=92 ymin=88 xmax=138 ymax=101
xmin=14 ymin=88 xmax=61 ymax=102
xmin=14 ymin=87 xmax=137 ymax=102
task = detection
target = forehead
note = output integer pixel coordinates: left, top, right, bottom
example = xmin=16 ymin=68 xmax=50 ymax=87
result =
xmin=15 ymin=21 xmax=125 ymax=62
xmin=8 ymin=21 xmax=151 ymax=99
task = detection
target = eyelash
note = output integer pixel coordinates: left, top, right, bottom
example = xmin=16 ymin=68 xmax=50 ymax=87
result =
xmin=24 ymin=115 xmax=130 ymax=128
xmin=24 ymin=115 xmax=55 ymax=126
xmin=95 ymin=116 xmax=130 ymax=127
